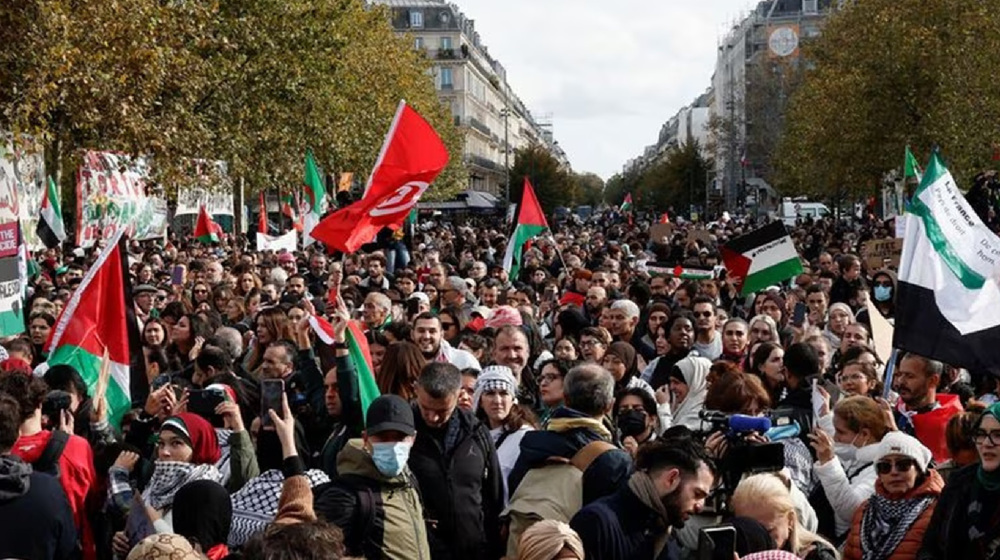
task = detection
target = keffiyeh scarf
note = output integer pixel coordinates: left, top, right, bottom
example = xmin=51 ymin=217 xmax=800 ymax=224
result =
xmin=228 ymin=469 xmax=331 ymax=547
xmin=860 ymin=493 xmax=934 ymax=560
xmin=142 ymin=461 xmax=224 ymax=511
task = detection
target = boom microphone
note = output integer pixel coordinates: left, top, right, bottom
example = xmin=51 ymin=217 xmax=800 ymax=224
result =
xmin=727 ymin=414 xmax=772 ymax=434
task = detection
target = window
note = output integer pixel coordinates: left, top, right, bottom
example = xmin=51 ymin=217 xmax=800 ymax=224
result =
xmin=440 ymin=36 xmax=452 ymax=50
xmin=409 ymin=10 xmax=423 ymax=28
xmin=803 ymin=0 xmax=818 ymax=13
xmin=414 ymin=37 xmax=424 ymax=49
xmin=441 ymin=68 xmax=453 ymax=90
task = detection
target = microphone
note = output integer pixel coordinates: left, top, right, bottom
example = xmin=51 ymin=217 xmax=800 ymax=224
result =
xmin=727 ymin=414 xmax=772 ymax=434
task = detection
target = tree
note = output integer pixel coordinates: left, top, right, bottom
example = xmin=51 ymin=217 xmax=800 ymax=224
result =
xmin=0 ymin=0 xmax=465 ymax=200
xmin=508 ymin=144 xmax=574 ymax=213
xmin=635 ymin=140 xmax=712 ymax=217
xmin=775 ymin=0 xmax=1000 ymax=199
xmin=573 ymin=172 xmax=605 ymax=207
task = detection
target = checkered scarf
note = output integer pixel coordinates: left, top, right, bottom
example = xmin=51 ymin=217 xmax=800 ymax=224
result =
xmin=228 ymin=469 xmax=330 ymax=547
xmin=142 ymin=461 xmax=223 ymax=511
xmin=860 ymin=492 xmax=934 ymax=560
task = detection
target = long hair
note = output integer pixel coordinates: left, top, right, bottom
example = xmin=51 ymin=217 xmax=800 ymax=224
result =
xmin=732 ymin=473 xmax=839 ymax=559
xmin=376 ymin=341 xmax=424 ymax=402
xmin=475 ymin=399 xmax=539 ymax=434
xmin=247 ymin=307 xmax=294 ymax=372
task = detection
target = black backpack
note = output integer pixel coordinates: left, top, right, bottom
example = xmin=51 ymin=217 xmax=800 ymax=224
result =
xmin=321 ymin=471 xmax=423 ymax=560
xmin=32 ymin=430 xmax=69 ymax=476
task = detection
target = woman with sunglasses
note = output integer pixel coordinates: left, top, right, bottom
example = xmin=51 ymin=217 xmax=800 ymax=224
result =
xmin=842 ymin=432 xmax=942 ymax=560
xmin=920 ymin=402 xmax=1000 ymax=560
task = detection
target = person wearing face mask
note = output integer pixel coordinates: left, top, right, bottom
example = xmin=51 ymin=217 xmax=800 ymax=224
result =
xmin=314 ymin=394 xmax=430 ymax=560
xmin=855 ymin=270 xmax=897 ymax=327
xmin=616 ymin=388 xmax=659 ymax=458
xmin=807 ymin=396 xmax=889 ymax=543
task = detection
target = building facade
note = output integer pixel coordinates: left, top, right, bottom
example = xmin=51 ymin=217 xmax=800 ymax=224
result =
xmin=374 ymin=0 xmax=569 ymax=198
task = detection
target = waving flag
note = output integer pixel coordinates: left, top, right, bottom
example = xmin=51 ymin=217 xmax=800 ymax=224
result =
xmin=620 ymin=193 xmax=633 ymax=212
xmin=503 ymin=178 xmax=548 ymax=281
xmin=721 ymin=221 xmax=803 ymax=295
xmin=310 ymin=101 xmax=449 ymax=253
xmin=194 ymin=204 xmax=223 ymax=243
xmin=43 ymin=229 xmax=143 ymax=426
xmin=895 ymin=152 xmax=1000 ymax=376
xmin=308 ymin=315 xmax=381 ymax=418
xmin=302 ymin=151 xmax=327 ymax=245
xmin=258 ymin=192 xmax=268 ymax=234
xmin=38 ymin=176 xmax=67 ymax=249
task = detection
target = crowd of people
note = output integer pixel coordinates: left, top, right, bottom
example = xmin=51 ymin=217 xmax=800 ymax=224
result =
xmin=1 ymin=206 xmax=997 ymax=560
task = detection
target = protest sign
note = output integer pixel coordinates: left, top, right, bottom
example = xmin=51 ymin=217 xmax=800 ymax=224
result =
xmin=256 ymin=231 xmax=297 ymax=252
xmin=861 ymin=238 xmax=903 ymax=270
xmin=648 ymin=223 xmax=674 ymax=243
xmin=75 ymin=151 xmax=150 ymax=248
xmin=0 ymin=135 xmax=46 ymax=250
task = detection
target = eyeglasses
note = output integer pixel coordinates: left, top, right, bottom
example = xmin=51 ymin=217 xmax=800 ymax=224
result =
xmin=875 ymin=458 xmax=917 ymax=474
xmin=194 ymin=289 xmax=208 ymax=294
xmin=539 ymin=373 xmax=562 ymax=383
xmin=579 ymin=340 xmax=603 ymax=348
xmin=837 ymin=373 xmax=866 ymax=384
xmin=973 ymin=430 xmax=1000 ymax=446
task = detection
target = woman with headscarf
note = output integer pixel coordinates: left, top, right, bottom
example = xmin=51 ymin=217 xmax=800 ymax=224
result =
xmin=822 ymin=303 xmax=853 ymax=351
xmin=842 ymin=433 xmax=943 ymax=560
xmin=110 ymin=413 xmax=224 ymax=555
xmin=601 ymin=342 xmax=652 ymax=397
xmin=920 ymin=402 xmax=1000 ymax=560
xmin=666 ymin=356 xmax=712 ymax=430
xmin=172 ymin=480 xmax=232 ymax=560
xmin=473 ymin=365 xmax=537 ymax=505
xmin=516 ymin=519 xmax=585 ymax=560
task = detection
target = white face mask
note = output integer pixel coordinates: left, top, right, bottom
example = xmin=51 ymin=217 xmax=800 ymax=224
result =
xmin=834 ymin=434 xmax=862 ymax=463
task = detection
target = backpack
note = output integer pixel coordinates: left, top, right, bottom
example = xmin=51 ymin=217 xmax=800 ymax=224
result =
xmin=32 ymin=430 xmax=69 ymax=476
xmin=326 ymin=471 xmax=423 ymax=560
xmin=501 ymin=440 xmax=616 ymax=558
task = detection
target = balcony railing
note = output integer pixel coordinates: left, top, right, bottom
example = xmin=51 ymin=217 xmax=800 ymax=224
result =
xmin=468 ymin=155 xmax=499 ymax=170
xmin=468 ymin=117 xmax=491 ymax=136
xmin=436 ymin=48 xmax=458 ymax=60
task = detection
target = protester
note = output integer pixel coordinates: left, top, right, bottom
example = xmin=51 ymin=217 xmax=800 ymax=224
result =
xmin=732 ymin=474 xmax=838 ymax=560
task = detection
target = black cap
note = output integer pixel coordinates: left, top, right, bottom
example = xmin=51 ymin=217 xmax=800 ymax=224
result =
xmin=366 ymin=395 xmax=416 ymax=436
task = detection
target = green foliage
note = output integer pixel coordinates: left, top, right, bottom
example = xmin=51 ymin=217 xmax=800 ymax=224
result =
xmin=775 ymin=0 xmax=1000 ymax=198
xmin=573 ymin=172 xmax=605 ymax=207
xmin=508 ymin=144 xmax=575 ymax=213
xmin=607 ymin=141 xmax=711 ymax=216
xmin=0 ymin=0 xmax=464 ymax=200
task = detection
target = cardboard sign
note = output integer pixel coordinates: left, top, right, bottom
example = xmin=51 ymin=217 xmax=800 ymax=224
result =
xmin=648 ymin=223 xmax=674 ymax=243
xmin=686 ymin=228 xmax=713 ymax=245
xmin=862 ymin=238 xmax=903 ymax=270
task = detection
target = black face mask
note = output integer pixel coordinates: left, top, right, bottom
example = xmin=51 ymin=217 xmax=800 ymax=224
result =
xmin=618 ymin=409 xmax=648 ymax=438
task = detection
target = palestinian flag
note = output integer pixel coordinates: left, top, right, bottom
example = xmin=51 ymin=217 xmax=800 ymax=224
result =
xmin=659 ymin=212 xmax=670 ymax=224
xmin=503 ymin=178 xmax=548 ymax=281
xmin=646 ymin=263 xmax=713 ymax=280
xmin=308 ymin=315 xmax=381 ymax=419
xmin=894 ymin=153 xmax=1000 ymax=376
xmin=194 ymin=204 xmax=222 ymax=243
xmin=620 ymin=193 xmax=633 ymax=212
xmin=302 ymin=151 xmax=327 ymax=246
xmin=0 ymin=223 xmax=26 ymax=337
xmin=43 ymin=229 xmax=143 ymax=426
xmin=720 ymin=221 xmax=803 ymax=295
xmin=258 ymin=192 xmax=268 ymax=234
xmin=37 ymin=176 xmax=67 ymax=249
xmin=904 ymin=146 xmax=922 ymax=184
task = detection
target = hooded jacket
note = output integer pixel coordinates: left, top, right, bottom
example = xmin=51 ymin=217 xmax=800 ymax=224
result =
xmin=844 ymin=469 xmax=944 ymax=560
xmin=0 ymin=454 xmax=77 ymax=560
xmin=315 ymin=440 xmax=430 ymax=560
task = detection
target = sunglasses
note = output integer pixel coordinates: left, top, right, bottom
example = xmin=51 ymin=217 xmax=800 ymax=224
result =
xmin=875 ymin=458 xmax=917 ymax=474
xmin=693 ymin=311 xmax=713 ymax=318
xmin=440 ymin=322 xmax=456 ymax=329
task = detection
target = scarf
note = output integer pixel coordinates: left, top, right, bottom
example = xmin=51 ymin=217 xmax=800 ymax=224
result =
xmin=142 ymin=462 xmax=223 ymax=511
xmin=670 ymin=356 xmax=712 ymax=430
xmin=860 ymin=492 xmax=934 ymax=560
xmin=628 ymin=471 xmax=671 ymax=557
xmin=547 ymin=415 xmax=613 ymax=441
xmin=228 ymin=469 xmax=331 ymax=547
xmin=978 ymin=404 xmax=1000 ymax=491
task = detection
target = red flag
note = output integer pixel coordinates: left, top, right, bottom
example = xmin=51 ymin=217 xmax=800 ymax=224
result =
xmin=310 ymin=101 xmax=449 ymax=253
xmin=258 ymin=192 xmax=267 ymax=234
xmin=659 ymin=212 xmax=670 ymax=224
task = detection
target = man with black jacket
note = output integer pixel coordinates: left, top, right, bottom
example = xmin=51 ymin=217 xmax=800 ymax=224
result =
xmin=409 ymin=362 xmax=504 ymax=560
xmin=0 ymin=394 xmax=77 ymax=560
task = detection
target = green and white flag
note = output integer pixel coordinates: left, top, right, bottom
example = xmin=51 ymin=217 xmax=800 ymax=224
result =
xmin=303 ymin=151 xmax=327 ymax=246
xmin=503 ymin=178 xmax=548 ymax=282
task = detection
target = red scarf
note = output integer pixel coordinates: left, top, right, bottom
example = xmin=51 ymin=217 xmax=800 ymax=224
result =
xmin=205 ymin=544 xmax=229 ymax=560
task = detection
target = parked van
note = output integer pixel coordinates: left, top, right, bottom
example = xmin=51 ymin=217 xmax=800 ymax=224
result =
xmin=779 ymin=198 xmax=829 ymax=226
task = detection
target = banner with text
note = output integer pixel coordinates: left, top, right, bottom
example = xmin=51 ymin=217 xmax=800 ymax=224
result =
xmin=0 ymin=135 xmax=46 ymax=250
xmin=75 ymin=151 xmax=151 ymax=248
xmin=174 ymin=161 xmax=233 ymax=217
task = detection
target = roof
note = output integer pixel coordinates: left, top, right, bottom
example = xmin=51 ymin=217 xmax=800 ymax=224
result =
xmin=370 ymin=0 xmax=447 ymax=7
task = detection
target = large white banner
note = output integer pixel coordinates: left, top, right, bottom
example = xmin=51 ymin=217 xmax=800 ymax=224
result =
xmin=75 ymin=151 xmax=151 ymax=248
xmin=0 ymin=135 xmax=46 ymax=250
xmin=175 ymin=160 xmax=233 ymax=217
xmin=256 ymin=231 xmax=297 ymax=252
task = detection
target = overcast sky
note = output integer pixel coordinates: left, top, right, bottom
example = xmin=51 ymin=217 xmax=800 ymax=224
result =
xmin=457 ymin=0 xmax=755 ymax=180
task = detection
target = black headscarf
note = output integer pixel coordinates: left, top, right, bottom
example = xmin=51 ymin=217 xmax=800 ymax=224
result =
xmin=173 ymin=480 xmax=232 ymax=555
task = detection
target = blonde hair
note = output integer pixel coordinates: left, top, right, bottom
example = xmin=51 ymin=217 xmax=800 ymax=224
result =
xmin=748 ymin=314 xmax=780 ymax=344
xmin=732 ymin=474 xmax=838 ymax=559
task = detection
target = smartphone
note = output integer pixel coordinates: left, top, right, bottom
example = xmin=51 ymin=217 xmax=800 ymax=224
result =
xmin=170 ymin=264 xmax=186 ymax=286
xmin=260 ymin=379 xmax=285 ymax=428
xmin=150 ymin=373 xmax=172 ymax=391
xmin=187 ymin=389 xmax=226 ymax=424
xmin=698 ymin=525 xmax=737 ymax=560
xmin=792 ymin=301 xmax=807 ymax=327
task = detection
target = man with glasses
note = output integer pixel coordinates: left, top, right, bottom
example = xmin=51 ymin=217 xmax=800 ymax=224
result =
xmin=691 ymin=296 xmax=722 ymax=360
xmin=892 ymin=353 xmax=964 ymax=463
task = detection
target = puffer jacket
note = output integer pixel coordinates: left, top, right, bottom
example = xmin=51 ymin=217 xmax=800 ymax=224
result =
xmin=314 ymin=440 xmax=430 ymax=560
xmin=843 ymin=469 xmax=944 ymax=560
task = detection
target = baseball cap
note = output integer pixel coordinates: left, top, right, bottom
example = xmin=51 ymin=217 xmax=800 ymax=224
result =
xmin=408 ymin=292 xmax=430 ymax=305
xmin=366 ymin=394 xmax=416 ymax=436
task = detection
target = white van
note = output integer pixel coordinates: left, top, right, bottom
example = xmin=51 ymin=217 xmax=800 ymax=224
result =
xmin=779 ymin=198 xmax=830 ymax=226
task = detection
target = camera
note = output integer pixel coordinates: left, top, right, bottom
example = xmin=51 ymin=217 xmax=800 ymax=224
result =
xmin=42 ymin=390 xmax=73 ymax=427
xmin=696 ymin=410 xmax=787 ymax=513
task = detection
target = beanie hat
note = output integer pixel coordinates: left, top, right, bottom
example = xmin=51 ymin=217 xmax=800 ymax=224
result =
xmin=472 ymin=365 xmax=518 ymax=411
xmin=875 ymin=431 xmax=933 ymax=472
xmin=161 ymin=412 xmax=222 ymax=465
